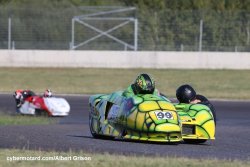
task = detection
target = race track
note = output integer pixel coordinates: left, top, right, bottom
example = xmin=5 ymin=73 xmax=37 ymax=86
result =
xmin=0 ymin=94 xmax=249 ymax=160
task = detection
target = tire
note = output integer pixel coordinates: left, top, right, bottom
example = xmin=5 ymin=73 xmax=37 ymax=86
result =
xmin=184 ymin=139 xmax=207 ymax=144
xmin=35 ymin=109 xmax=49 ymax=117
xmin=89 ymin=108 xmax=115 ymax=140
xmin=89 ymin=111 xmax=103 ymax=138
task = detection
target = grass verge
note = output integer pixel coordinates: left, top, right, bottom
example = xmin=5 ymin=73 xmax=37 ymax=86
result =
xmin=0 ymin=112 xmax=57 ymax=125
xmin=0 ymin=68 xmax=250 ymax=99
xmin=0 ymin=149 xmax=249 ymax=167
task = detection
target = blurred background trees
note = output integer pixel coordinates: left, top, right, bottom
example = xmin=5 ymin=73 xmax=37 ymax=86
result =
xmin=0 ymin=0 xmax=249 ymax=51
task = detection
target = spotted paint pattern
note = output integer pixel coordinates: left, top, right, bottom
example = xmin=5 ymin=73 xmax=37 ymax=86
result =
xmin=89 ymin=92 xmax=215 ymax=143
xmin=175 ymin=103 xmax=215 ymax=140
xmin=89 ymin=92 xmax=182 ymax=142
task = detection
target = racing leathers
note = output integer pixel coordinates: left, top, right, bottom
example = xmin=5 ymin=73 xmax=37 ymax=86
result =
xmin=194 ymin=94 xmax=216 ymax=124
xmin=13 ymin=90 xmax=35 ymax=108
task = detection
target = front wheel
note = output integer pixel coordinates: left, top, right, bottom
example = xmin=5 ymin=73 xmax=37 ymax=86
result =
xmin=184 ymin=139 xmax=207 ymax=144
xmin=35 ymin=109 xmax=49 ymax=117
xmin=89 ymin=107 xmax=115 ymax=140
xmin=89 ymin=113 xmax=99 ymax=138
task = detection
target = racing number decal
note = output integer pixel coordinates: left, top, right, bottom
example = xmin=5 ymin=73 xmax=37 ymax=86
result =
xmin=155 ymin=111 xmax=173 ymax=120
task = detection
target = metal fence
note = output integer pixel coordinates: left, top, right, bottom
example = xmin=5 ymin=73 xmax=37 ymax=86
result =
xmin=0 ymin=6 xmax=249 ymax=52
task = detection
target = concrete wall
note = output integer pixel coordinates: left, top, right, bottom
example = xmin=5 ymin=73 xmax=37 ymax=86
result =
xmin=0 ymin=50 xmax=249 ymax=69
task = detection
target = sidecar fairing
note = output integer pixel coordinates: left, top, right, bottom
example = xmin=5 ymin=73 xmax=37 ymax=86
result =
xmin=89 ymin=91 xmax=182 ymax=143
xmin=175 ymin=104 xmax=216 ymax=144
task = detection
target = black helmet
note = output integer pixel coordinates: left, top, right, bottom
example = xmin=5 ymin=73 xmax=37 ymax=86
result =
xmin=134 ymin=73 xmax=155 ymax=94
xmin=176 ymin=84 xmax=196 ymax=103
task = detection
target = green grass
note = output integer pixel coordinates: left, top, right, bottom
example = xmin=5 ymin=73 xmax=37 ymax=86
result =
xmin=0 ymin=112 xmax=57 ymax=125
xmin=0 ymin=149 xmax=249 ymax=167
xmin=1 ymin=68 xmax=250 ymax=99
xmin=1 ymin=68 xmax=249 ymax=166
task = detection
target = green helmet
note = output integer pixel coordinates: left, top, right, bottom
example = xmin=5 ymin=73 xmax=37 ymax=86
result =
xmin=134 ymin=73 xmax=155 ymax=94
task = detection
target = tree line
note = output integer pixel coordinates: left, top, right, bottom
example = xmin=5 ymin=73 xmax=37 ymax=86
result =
xmin=0 ymin=0 xmax=249 ymax=51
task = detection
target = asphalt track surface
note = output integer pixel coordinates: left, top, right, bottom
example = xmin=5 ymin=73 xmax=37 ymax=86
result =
xmin=0 ymin=94 xmax=250 ymax=160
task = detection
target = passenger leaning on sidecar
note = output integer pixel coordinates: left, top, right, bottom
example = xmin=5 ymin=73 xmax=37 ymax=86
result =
xmin=13 ymin=90 xmax=36 ymax=108
xmin=122 ymin=73 xmax=160 ymax=97
xmin=176 ymin=84 xmax=216 ymax=124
